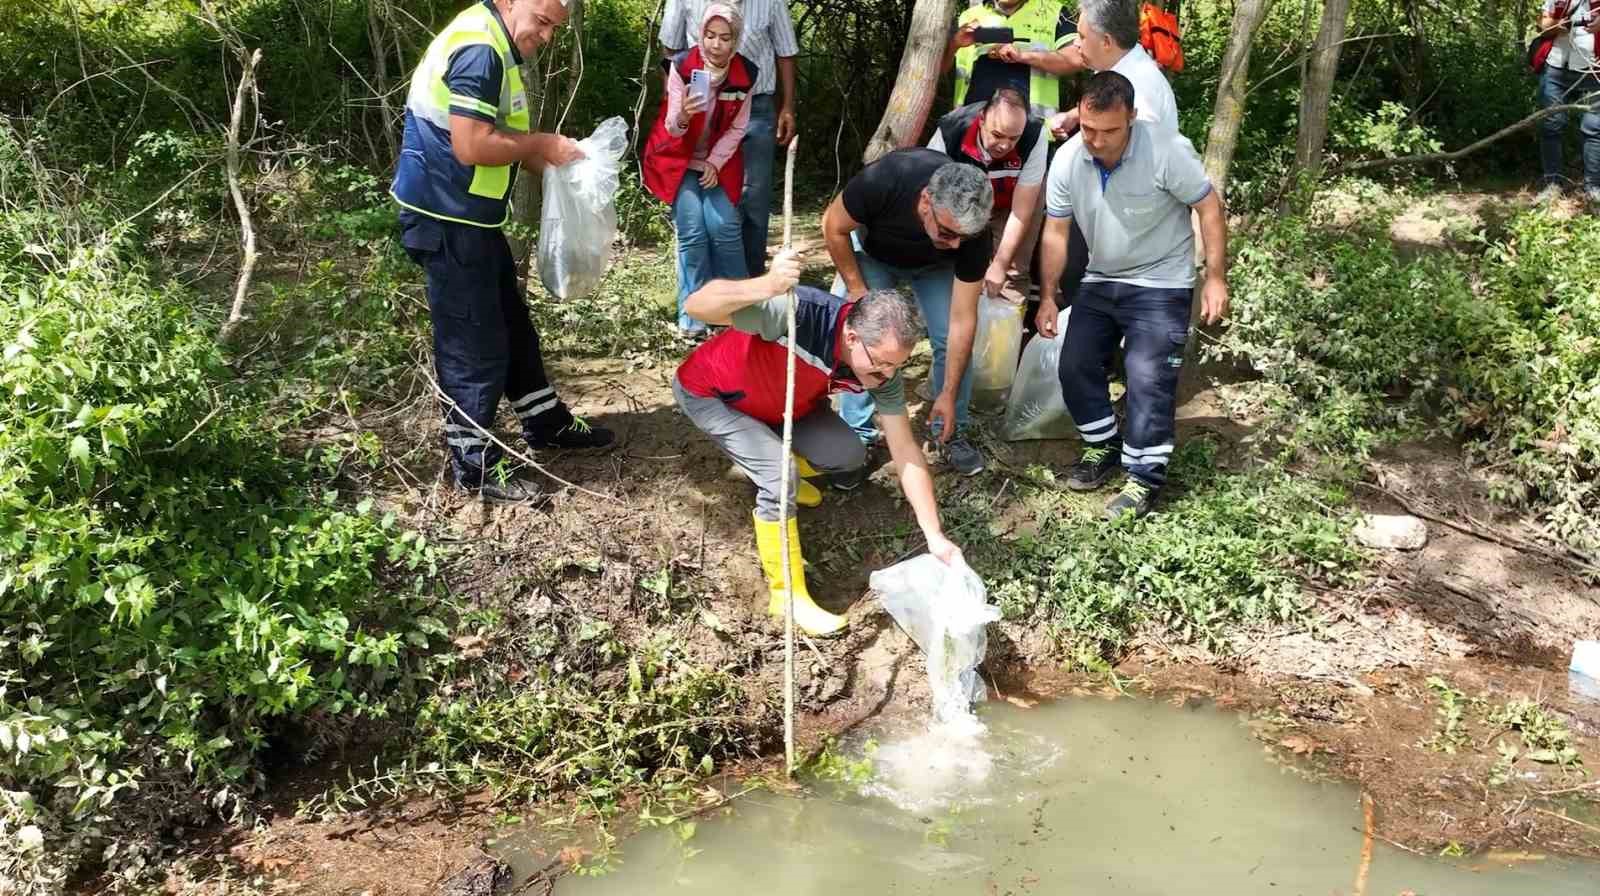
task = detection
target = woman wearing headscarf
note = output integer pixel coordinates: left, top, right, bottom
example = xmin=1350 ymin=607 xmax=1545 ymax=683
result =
xmin=643 ymin=4 xmax=758 ymax=337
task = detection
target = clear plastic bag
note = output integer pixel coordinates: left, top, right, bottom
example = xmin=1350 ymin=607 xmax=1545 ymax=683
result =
xmin=1000 ymin=314 xmax=1075 ymax=441
xmin=970 ymin=293 xmax=1024 ymax=405
xmin=870 ymin=555 xmax=1000 ymax=725
xmin=537 ymin=116 xmax=627 ymax=300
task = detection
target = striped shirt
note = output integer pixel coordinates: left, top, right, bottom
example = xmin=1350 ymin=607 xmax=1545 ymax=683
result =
xmin=659 ymin=0 xmax=799 ymax=96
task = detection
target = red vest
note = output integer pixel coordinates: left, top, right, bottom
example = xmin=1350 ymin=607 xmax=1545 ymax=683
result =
xmin=642 ymin=49 xmax=757 ymax=205
xmin=935 ymin=101 xmax=1043 ymax=213
xmin=676 ymin=287 xmax=865 ymax=426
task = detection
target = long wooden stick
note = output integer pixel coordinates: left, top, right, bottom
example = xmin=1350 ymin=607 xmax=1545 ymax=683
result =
xmin=779 ymin=137 xmax=800 ymax=777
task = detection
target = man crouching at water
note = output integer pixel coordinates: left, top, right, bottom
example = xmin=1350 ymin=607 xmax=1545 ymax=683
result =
xmin=673 ymin=251 xmax=966 ymax=637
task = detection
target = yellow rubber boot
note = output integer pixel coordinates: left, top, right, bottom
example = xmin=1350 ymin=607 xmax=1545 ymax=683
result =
xmin=752 ymin=514 xmax=848 ymax=637
xmin=793 ymin=455 xmax=822 ymax=507
xmin=796 ymin=478 xmax=822 ymax=507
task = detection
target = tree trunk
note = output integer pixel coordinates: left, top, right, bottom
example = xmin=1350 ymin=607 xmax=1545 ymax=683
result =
xmin=863 ymin=0 xmax=956 ymax=164
xmin=1202 ymin=0 xmax=1273 ymax=195
xmin=1293 ymin=0 xmax=1352 ymax=178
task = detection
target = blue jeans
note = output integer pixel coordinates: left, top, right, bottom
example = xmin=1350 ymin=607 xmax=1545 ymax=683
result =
xmin=673 ymin=177 xmax=747 ymax=332
xmin=1538 ymin=66 xmax=1600 ymax=190
xmin=833 ymin=244 xmax=974 ymax=443
xmin=741 ymin=95 xmax=778 ymax=275
xmin=1057 ymin=281 xmax=1190 ymax=490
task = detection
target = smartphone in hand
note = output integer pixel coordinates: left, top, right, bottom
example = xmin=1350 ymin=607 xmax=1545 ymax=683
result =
xmin=689 ymin=69 xmax=713 ymax=107
xmin=972 ymin=25 xmax=1015 ymax=44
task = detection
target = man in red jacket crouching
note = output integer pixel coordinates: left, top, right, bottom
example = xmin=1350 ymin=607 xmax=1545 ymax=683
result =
xmin=674 ymin=251 xmax=967 ymax=637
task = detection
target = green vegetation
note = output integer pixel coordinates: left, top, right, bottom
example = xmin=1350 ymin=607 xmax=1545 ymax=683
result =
xmin=1217 ymin=189 xmax=1600 ymax=551
xmin=0 ymin=0 xmax=1595 ymax=891
xmin=1423 ymin=677 xmax=1585 ymax=787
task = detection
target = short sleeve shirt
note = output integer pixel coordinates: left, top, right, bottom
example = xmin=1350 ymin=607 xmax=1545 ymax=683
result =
xmin=444 ymin=45 xmax=505 ymax=123
xmin=1045 ymin=121 xmax=1212 ymax=288
xmin=1544 ymin=0 xmax=1598 ymax=71
xmin=659 ymin=0 xmax=800 ymax=95
xmin=729 ymin=292 xmax=909 ymax=415
xmin=841 ymin=149 xmax=992 ymax=282
xmin=961 ymin=1 xmax=1077 ymax=110
xmin=1108 ymin=44 xmax=1180 ymax=135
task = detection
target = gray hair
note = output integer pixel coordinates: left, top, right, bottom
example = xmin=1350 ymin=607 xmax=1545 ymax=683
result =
xmin=847 ymin=288 xmax=924 ymax=349
xmin=926 ymin=163 xmax=993 ymax=236
xmin=1080 ymin=0 xmax=1141 ymax=51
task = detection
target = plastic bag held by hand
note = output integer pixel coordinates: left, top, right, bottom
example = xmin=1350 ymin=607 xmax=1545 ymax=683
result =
xmin=970 ymin=293 xmax=1024 ymax=399
xmin=1001 ymin=314 xmax=1074 ymax=441
xmin=538 ymin=116 xmax=627 ymax=300
xmin=871 ymin=555 xmax=1001 ymax=724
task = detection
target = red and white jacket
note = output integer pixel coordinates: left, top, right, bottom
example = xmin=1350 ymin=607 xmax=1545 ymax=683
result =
xmin=676 ymin=287 xmax=871 ymax=426
xmin=642 ymin=48 xmax=757 ymax=205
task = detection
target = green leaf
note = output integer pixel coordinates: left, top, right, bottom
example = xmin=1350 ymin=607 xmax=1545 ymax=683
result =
xmin=68 ymin=434 xmax=91 ymax=466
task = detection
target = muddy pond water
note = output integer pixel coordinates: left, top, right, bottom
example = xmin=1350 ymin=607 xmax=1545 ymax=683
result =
xmin=512 ymin=696 xmax=1595 ymax=894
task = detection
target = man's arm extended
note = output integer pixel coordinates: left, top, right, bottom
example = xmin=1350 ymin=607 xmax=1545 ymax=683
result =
xmin=822 ymin=196 xmax=869 ymax=298
xmin=450 ymin=116 xmax=582 ymax=169
xmin=682 ymin=251 xmax=801 ymax=324
xmin=880 ymin=412 xmax=964 ymax=566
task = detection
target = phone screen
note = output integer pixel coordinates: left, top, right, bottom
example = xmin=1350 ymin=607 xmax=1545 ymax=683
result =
xmin=689 ymin=70 xmax=712 ymax=104
xmin=972 ymin=26 xmax=1015 ymax=44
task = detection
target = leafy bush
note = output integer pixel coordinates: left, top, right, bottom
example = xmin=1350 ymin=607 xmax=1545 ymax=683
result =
xmin=0 ymin=243 xmax=441 ymax=891
xmin=989 ymin=441 xmax=1359 ymax=657
xmin=1215 ymin=187 xmax=1600 ymax=551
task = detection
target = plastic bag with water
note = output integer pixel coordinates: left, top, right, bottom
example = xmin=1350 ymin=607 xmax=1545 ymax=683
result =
xmin=1000 ymin=314 xmax=1074 ymax=441
xmin=537 ymin=116 xmax=627 ymax=300
xmin=870 ymin=555 xmax=1001 ymax=725
xmin=970 ymin=293 xmax=1024 ymax=404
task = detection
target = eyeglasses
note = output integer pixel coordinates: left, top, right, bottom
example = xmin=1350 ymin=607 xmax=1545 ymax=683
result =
xmin=931 ymin=216 xmax=974 ymax=243
xmin=859 ymin=339 xmax=897 ymax=376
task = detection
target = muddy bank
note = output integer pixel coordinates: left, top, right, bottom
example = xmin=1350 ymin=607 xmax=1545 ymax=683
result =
xmin=174 ymin=354 xmax=1600 ymax=895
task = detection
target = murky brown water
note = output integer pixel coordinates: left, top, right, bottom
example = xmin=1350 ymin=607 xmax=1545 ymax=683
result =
xmin=520 ymin=696 xmax=1595 ymax=894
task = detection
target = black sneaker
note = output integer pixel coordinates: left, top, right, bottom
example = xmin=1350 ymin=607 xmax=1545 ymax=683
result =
xmin=527 ymin=420 xmax=615 ymax=450
xmin=944 ymin=436 xmax=986 ymax=476
xmin=1067 ymin=444 xmax=1121 ymax=491
xmin=1104 ymin=479 xmax=1155 ymax=521
xmin=828 ymin=465 xmax=871 ymax=491
xmin=456 ymin=473 xmax=542 ymax=504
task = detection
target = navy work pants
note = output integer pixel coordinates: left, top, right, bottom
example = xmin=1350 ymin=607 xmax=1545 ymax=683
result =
xmin=1057 ymin=281 xmax=1190 ymax=490
xmin=401 ymin=212 xmax=572 ymax=482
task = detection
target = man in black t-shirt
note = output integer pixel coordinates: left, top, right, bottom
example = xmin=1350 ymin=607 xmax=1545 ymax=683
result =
xmin=822 ymin=150 xmax=994 ymax=476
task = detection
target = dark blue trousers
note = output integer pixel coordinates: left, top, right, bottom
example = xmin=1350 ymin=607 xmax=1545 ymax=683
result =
xmin=1056 ymin=281 xmax=1190 ymax=489
xmin=401 ymin=212 xmax=572 ymax=481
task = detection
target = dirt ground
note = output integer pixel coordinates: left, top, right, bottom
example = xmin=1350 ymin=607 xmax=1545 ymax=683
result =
xmin=172 ymin=332 xmax=1600 ymax=896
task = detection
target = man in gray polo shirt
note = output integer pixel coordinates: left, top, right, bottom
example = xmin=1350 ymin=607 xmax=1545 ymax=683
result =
xmin=1036 ymin=70 xmax=1229 ymax=519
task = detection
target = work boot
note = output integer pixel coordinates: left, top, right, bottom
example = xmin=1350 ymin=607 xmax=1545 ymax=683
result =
xmin=1104 ymin=479 xmax=1156 ymax=521
xmin=796 ymin=478 xmax=822 ymax=508
xmin=944 ymin=436 xmax=985 ymax=476
xmin=455 ymin=471 xmax=542 ymax=504
xmin=527 ymin=419 xmax=615 ymax=450
xmin=753 ymin=513 xmax=847 ymax=637
xmin=1067 ymin=444 xmax=1121 ymax=491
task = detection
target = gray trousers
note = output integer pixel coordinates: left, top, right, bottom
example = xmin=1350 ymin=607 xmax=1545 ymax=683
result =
xmin=674 ymin=376 xmax=867 ymax=521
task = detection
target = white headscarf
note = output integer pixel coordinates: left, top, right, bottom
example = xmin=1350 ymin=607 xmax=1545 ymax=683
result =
xmin=698 ymin=3 xmax=743 ymax=83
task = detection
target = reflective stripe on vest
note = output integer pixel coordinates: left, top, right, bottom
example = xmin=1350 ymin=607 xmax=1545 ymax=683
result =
xmin=401 ymin=3 xmax=529 ymax=221
xmin=953 ymin=0 xmax=1068 ymax=130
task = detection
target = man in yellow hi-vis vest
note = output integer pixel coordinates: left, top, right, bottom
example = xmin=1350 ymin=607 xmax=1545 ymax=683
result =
xmin=943 ymin=0 xmax=1086 ymax=129
xmin=391 ymin=0 xmax=613 ymax=504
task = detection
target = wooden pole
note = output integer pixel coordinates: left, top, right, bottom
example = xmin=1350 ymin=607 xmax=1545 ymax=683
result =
xmin=778 ymin=136 xmax=800 ymax=776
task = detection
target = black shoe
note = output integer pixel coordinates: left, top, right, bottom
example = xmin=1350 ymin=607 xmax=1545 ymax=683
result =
xmin=527 ymin=420 xmax=615 ymax=450
xmin=1104 ymin=479 xmax=1156 ymax=521
xmin=827 ymin=465 xmax=870 ymax=491
xmin=456 ymin=472 xmax=542 ymax=504
xmin=1067 ymin=444 xmax=1121 ymax=491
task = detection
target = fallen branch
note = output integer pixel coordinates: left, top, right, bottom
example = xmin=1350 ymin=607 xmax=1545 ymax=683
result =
xmin=1354 ymin=480 xmax=1600 ymax=581
xmin=1533 ymin=806 xmax=1600 ymax=837
xmin=1336 ymin=93 xmax=1600 ymax=175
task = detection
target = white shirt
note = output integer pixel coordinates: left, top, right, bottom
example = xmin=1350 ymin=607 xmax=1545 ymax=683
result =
xmin=659 ymin=0 xmax=800 ymax=97
xmin=927 ymin=127 xmax=1047 ymax=188
xmin=1109 ymin=44 xmax=1180 ymax=135
xmin=1544 ymin=0 xmax=1598 ymax=72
